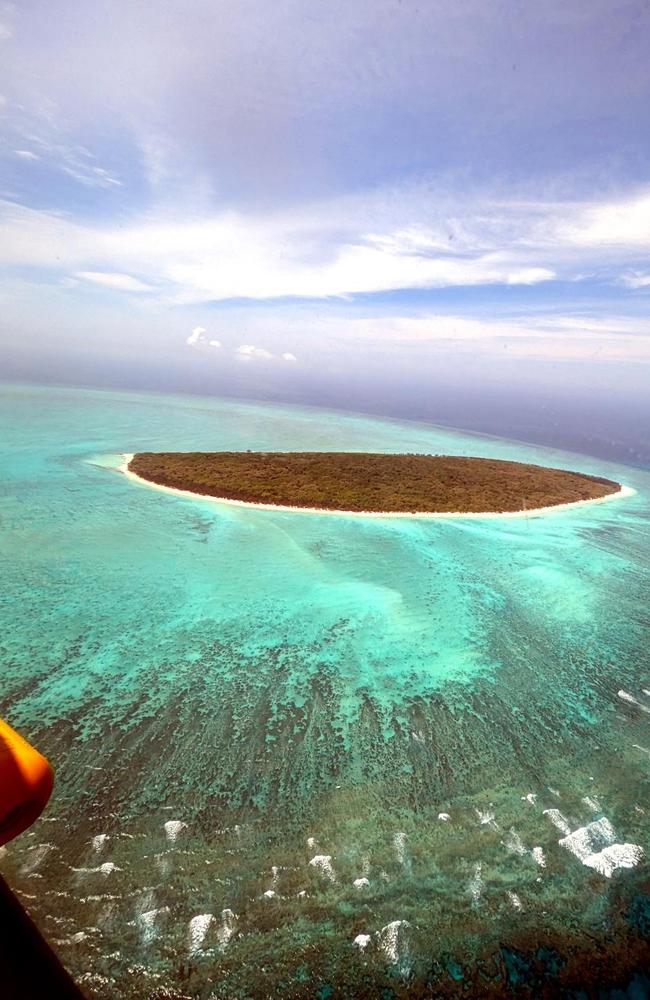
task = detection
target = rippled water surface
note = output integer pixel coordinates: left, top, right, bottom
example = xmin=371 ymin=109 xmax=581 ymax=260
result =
xmin=1 ymin=383 xmax=649 ymax=998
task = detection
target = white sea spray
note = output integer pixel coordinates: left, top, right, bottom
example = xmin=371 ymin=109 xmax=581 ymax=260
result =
xmin=138 ymin=906 xmax=169 ymax=945
xmin=71 ymin=861 xmax=121 ymax=876
xmin=531 ymin=847 xmax=546 ymax=868
xmin=21 ymin=843 xmax=56 ymax=875
xmin=393 ymin=831 xmax=408 ymax=865
xmin=476 ymin=808 xmax=499 ymax=829
xmin=309 ymin=854 xmax=336 ymax=882
xmin=469 ymin=862 xmax=483 ymax=907
xmin=503 ymin=828 xmax=527 ymax=856
xmin=164 ymin=820 xmax=187 ymax=843
xmin=188 ymin=914 xmax=214 ymax=956
xmin=618 ymin=690 xmax=650 ymax=714
xmin=558 ymin=816 xmax=644 ymax=878
xmin=216 ymin=908 xmax=237 ymax=951
xmin=543 ymin=809 xmax=571 ymax=835
xmin=377 ymin=920 xmax=410 ymax=968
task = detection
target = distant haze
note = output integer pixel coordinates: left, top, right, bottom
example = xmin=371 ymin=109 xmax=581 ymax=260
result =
xmin=1 ymin=1 xmax=649 ymax=465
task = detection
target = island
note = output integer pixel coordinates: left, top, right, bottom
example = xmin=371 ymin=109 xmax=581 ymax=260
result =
xmin=125 ymin=452 xmax=624 ymax=516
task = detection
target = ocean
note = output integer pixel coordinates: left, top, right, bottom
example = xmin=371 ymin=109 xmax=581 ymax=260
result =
xmin=1 ymin=382 xmax=649 ymax=997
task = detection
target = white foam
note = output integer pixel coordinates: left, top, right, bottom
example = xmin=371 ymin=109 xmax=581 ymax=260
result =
xmin=476 ymin=808 xmax=498 ymax=829
xmin=583 ymin=843 xmax=645 ymax=878
xmin=308 ymin=854 xmax=336 ymax=882
xmin=98 ymin=862 xmax=120 ymax=875
xmin=506 ymin=891 xmax=523 ymax=911
xmin=154 ymin=852 xmax=171 ymax=877
xmin=91 ymin=834 xmax=109 ymax=853
xmin=377 ymin=920 xmax=410 ymax=965
xmin=393 ymin=832 xmax=407 ymax=865
xmin=138 ymin=906 xmax=169 ymax=945
xmin=531 ymin=847 xmax=546 ymax=868
xmin=353 ymin=933 xmax=371 ymax=950
xmin=504 ymin=828 xmax=527 ymax=856
xmin=560 ymin=816 xmax=616 ymax=862
xmin=353 ymin=877 xmax=369 ymax=889
xmin=263 ymin=889 xmax=276 ymax=898
xmin=558 ymin=816 xmax=643 ymax=878
xmin=164 ymin=820 xmax=187 ymax=843
xmin=188 ymin=913 xmax=214 ymax=955
xmin=307 ymin=836 xmax=317 ymax=850
xmin=469 ymin=862 xmax=483 ymax=907
xmin=21 ymin=844 xmax=55 ymax=874
xmin=71 ymin=861 xmax=121 ymax=876
xmin=216 ymin=908 xmax=237 ymax=951
xmin=543 ymin=809 xmax=571 ymax=835
xmin=618 ymin=690 xmax=650 ymax=714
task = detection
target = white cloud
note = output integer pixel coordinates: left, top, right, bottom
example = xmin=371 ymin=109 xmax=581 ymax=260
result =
xmin=235 ymin=344 xmax=274 ymax=362
xmin=75 ymin=271 xmax=152 ymax=292
xmin=621 ymin=272 xmax=650 ymax=290
xmin=186 ymin=325 xmax=206 ymax=346
xmin=558 ymin=193 xmax=650 ymax=247
xmin=186 ymin=326 xmax=222 ymax=350
xmin=281 ymin=352 xmax=298 ymax=362
xmin=13 ymin=149 xmax=39 ymax=160
xmin=2 ymin=183 xmax=650 ymax=305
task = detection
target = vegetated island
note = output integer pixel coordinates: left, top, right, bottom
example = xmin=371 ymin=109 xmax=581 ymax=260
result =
xmin=127 ymin=452 xmax=623 ymax=515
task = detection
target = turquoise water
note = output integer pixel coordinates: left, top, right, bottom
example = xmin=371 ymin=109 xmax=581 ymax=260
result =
xmin=1 ymin=382 xmax=649 ymax=998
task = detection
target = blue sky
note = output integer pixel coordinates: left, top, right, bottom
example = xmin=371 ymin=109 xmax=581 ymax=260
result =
xmin=1 ymin=0 xmax=650 ymax=400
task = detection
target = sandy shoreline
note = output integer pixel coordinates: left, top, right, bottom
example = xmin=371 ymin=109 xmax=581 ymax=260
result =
xmin=118 ymin=454 xmax=635 ymax=520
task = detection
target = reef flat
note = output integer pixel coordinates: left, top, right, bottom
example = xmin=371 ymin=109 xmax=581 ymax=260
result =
xmin=128 ymin=451 xmax=621 ymax=514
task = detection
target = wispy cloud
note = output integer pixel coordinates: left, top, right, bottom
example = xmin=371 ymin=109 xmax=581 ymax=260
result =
xmin=75 ymin=271 xmax=152 ymax=292
xmin=621 ymin=272 xmax=650 ymax=290
xmin=3 ymin=184 xmax=650 ymax=305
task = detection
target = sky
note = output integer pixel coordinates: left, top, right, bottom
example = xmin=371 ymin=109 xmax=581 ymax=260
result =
xmin=1 ymin=0 xmax=650 ymax=450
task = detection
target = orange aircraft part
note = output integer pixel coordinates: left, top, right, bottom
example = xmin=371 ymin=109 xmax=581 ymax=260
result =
xmin=0 ymin=719 xmax=53 ymax=847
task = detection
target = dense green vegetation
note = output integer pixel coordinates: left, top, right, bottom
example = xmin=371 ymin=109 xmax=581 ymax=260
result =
xmin=129 ymin=452 xmax=619 ymax=513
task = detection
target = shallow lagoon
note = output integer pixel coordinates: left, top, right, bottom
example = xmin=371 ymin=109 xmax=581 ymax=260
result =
xmin=1 ymin=383 xmax=649 ymax=997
